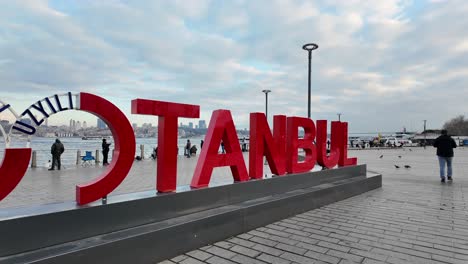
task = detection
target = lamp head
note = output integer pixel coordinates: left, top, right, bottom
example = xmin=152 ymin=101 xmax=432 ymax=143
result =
xmin=302 ymin=43 xmax=319 ymax=51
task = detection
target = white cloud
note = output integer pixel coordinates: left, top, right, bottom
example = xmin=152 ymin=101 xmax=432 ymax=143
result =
xmin=1 ymin=0 xmax=468 ymax=132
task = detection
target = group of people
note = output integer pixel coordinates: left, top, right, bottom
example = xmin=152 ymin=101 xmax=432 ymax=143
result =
xmin=184 ymin=140 xmax=201 ymax=158
xmin=47 ymin=138 xmax=111 ymax=170
xmin=150 ymin=139 xmax=204 ymax=160
xmin=184 ymin=139 xmax=226 ymax=157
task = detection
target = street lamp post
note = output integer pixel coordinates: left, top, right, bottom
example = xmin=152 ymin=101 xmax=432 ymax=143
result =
xmin=302 ymin=43 xmax=319 ymax=119
xmin=262 ymin=89 xmax=271 ymax=122
xmin=262 ymin=89 xmax=271 ymax=167
xmin=423 ymin=120 xmax=427 ymax=149
xmin=337 ymin=113 xmax=342 ymax=122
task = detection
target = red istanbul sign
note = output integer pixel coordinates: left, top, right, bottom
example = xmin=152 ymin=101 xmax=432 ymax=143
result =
xmin=0 ymin=93 xmax=357 ymax=205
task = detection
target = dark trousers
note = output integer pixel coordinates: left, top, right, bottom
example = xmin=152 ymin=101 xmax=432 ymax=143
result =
xmin=51 ymin=154 xmax=61 ymax=170
xmin=103 ymin=150 xmax=109 ymax=164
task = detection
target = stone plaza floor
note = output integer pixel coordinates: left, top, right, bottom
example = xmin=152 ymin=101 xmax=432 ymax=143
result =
xmin=1 ymin=147 xmax=468 ymax=263
xmin=158 ymin=147 xmax=468 ymax=264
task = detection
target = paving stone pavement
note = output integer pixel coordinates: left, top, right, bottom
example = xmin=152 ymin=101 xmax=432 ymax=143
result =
xmin=159 ymin=147 xmax=468 ymax=264
xmin=0 ymin=154 xmax=238 ymax=209
xmin=2 ymin=146 xmax=468 ymax=263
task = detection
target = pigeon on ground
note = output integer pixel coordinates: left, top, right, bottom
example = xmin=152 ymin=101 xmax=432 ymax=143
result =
xmin=398 ymin=155 xmax=402 ymax=158
xmin=409 ymin=149 xmax=412 ymax=151
xmin=379 ymin=155 xmax=383 ymax=158
xmin=394 ymin=165 xmax=400 ymax=168
xmin=404 ymin=165 xmax=411 ymax=168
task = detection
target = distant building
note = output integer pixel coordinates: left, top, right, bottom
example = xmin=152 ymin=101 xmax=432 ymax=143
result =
xmin=198 ymin=120 xmax=206 ymax=129
xmin=142 ymin=123 xmax=152 ymax=129
xmin=132 ymin=123 xmax=138 ymax=130
xmin=97 ymin=118 xmax=107 ymax=129
xmin=0 ymin=120 xmax=9 ymax=127
xmin=83 ymin=121 xmax=87 ymax=129
xmin=76 ymin=121 xmax=81 ymax=130
xmin=189 ymin=122 xmax=193 ymax=129
xmin=20 ymin=118 xmax=32 ymax=126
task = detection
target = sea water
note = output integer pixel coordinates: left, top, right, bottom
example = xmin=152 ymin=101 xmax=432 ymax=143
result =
xmin=0 ymin=135 xmax=205 ymax=168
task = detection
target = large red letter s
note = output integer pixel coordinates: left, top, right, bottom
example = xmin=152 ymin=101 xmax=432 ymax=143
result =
xmin=76 ymin=93 xmax=136 ymax=205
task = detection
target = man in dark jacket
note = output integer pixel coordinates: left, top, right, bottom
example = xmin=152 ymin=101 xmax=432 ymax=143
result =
xmin=433 ymin=130 xmax=457 ymax=182
xmin=49 ymin=139 xmax=64 ymax=170
xmin=185 ymin=139 xmax=191 ymax=158
xmin=102 ymin=139 xmax=111 ymax=165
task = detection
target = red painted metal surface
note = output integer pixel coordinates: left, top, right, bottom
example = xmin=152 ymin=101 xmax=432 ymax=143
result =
xmin=249 ymin=113 xmax=286 ymax=179
xmin=337 ymin=122 xmax=357 ymax=167
xmin=191 ymin=110 xmax=248 ymax=188
xmin=0 ymin=148 xmax=31 ymax=201
xmin=286 ymin=117 xmax=317 ymax=174
xmin=316 ymin=120 xmax=340 ymax=169
xmin=76 ymin=93 xmax=136 ymax=205
xmin=131 ymin=99 xmax=200 ymax=192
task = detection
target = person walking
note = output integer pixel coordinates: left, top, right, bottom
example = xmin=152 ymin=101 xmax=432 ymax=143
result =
xmin=185 ymin=139 xmax=191 ymax=158
xmin=102 ymin=139 xmax=111 ymax=165
xmin=49 ymin=138 xmax=64 ymax=170
xmin=433 ymin=130 xmax=457 ymax=183
xmin=200 ymin=140 xmax=204 ymax=149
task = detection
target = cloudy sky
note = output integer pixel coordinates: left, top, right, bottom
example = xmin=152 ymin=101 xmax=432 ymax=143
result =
xmin=0 ymin=0 xmax=467 ymax=133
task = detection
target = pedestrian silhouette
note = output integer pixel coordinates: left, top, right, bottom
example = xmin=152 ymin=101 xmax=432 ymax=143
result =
xmin=433 ymin=130 xmax=456 ymax=183
xmin=102 ymin=139 xmax=111 ymax=165
xmin=49 ymin=139 xmax=64 ymax=170
xmin=185 ymin=139 xmax=191 ymax=158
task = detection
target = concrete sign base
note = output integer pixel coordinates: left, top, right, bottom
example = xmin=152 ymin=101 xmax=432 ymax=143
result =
xmin=0 ymin=165 xmax=381 ymax=264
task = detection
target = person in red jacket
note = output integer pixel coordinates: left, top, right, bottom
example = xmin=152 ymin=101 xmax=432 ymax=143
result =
xmin=433 ymin=130 xmax=457 ymax=183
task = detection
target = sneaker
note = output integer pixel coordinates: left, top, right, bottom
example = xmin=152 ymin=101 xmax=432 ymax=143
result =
xmin=448 ymin=176 xmax=453 ymax=181
xmin=441 ymin=178 xmax=445 ymax=183
xmin=48 ymin=168 xmax=54 ymax=171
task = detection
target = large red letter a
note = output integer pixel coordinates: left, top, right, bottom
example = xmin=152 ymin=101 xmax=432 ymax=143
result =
xmin=191 ymin=110 xmax=248 ymax=188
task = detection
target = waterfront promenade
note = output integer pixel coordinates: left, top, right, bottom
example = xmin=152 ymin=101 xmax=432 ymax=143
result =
xmin=159 ymin=147 xmax=468 ymax=264
xmin=1 ymin=147 xmax=468 ymax=263
xmin=0 ymin=153 xmax=237 ymax=209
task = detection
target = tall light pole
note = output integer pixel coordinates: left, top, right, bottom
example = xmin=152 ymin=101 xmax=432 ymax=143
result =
xmin=262 ymin=89 xmax=271 ymax=122
xmin=302 ymin=43 xmax=319 ymax=118
xmin=337 ymin=113 xmax=342 ymax=121
xmin=423 ymin=120 xmax=427 ymax=149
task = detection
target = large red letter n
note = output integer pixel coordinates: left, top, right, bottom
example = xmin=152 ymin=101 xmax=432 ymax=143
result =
xmin=249 ymin=114 xmax=286 ymax=179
